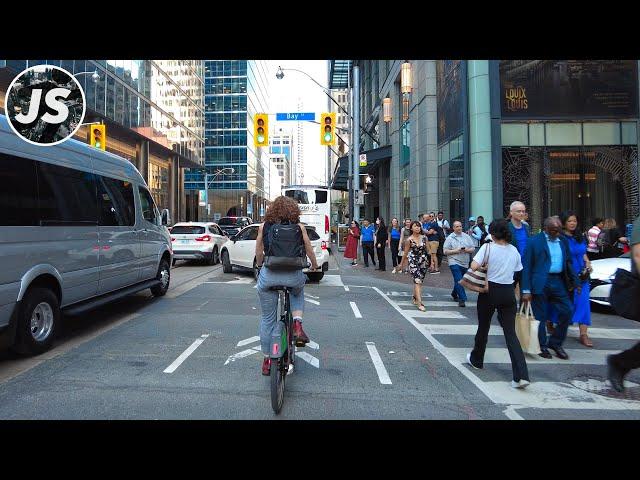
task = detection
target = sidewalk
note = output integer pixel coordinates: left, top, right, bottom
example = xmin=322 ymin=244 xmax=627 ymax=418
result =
xmin=330 ymin=243 xmax=456 ymax=291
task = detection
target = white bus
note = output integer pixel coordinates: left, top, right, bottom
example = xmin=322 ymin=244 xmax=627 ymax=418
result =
xmin=283 ymin=185 xmax=331 ymax=246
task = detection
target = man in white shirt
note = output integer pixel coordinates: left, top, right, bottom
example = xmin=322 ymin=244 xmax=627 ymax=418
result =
xmin=587 ymin=217 xmax=605 ymax=261
xmin=443 ymin=221 xmax=476 ymax=307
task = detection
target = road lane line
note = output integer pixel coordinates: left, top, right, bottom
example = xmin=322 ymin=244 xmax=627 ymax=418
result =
xmin=237 ymin=336 xmax=260 ymax=347
xmin=163 ymin=334 xmax=209 ymax=373
xmin=344 ymin=285 xmax=350 ymax=292
xmin=224 ymin=346 xmax=262 ymax=365
xmin=306 ymin=340 xmax=320 ymax=350
xmin=296 ymin=351 xmax=320 ymax=368
xmin=305 ymin=293 xmax=320 ymax=299
xmin=350 ymin=302 xmax=362 ymax=318
xmin=305 ymin=298 xmax=320 ymax=305
xmin=366 ymin=342 xmax=392 ymax=385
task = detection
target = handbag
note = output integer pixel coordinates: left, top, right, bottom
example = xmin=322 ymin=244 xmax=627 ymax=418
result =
xmin=609 ymin=268 xmax=640 ymax=321
xmin=459 ymin=244 xmax=491 ymax=293
xmin=515 ymin=302 xmax=542 ymax=355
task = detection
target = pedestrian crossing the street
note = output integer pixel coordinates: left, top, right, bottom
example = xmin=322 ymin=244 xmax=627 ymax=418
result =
xmin=379 ymin=289 xmax=640 ymax=417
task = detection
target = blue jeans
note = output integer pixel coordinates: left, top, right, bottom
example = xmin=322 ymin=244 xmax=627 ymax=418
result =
xmin=257 ymin=267 xmax=306 ymax=354
xmin=530 ymin=274 xmax=574 ymax=350
xmin=449 ymin=264 xmax=467 ymax=302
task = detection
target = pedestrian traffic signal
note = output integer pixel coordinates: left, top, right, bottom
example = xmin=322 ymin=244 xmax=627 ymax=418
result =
xmin=254 ymin=113 xmax=269 ymax=147
xmin=89 ymin=124 xmax=106 ymax=150
xmin=320 ymin=112 xmax=336 ymax=146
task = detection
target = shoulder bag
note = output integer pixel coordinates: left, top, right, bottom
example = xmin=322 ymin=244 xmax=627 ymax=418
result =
xmin=459 ymin=244 xmax=491 ymax=293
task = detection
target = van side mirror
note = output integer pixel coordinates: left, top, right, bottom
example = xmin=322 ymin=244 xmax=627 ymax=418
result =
xmin=161 ymin=209 xmax=171 ymax=226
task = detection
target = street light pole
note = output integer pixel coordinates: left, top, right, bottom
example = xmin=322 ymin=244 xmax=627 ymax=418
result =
xmin=204 ymin=167 xmax=234 ymax=220
xmin=352 ymin=66 xmax=360 ymax=222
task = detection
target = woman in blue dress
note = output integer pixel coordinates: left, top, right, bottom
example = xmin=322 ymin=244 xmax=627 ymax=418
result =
xmin=547 ymin=210 xmax=593 ymax=347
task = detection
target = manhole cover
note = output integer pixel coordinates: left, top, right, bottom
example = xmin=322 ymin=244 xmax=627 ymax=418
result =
xmin=570 ymin=375 xmax=640 ymax=401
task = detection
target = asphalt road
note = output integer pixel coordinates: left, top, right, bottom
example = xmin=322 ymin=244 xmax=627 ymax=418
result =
xmin=0 ymin=254 xmax=639 ymax=420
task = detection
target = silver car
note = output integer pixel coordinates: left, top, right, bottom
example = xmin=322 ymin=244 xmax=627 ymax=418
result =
xmin=0 ymin=114 xmax=173 ymax=355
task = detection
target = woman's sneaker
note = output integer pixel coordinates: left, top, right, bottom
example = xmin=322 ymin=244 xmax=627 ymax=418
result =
xmin=511 ymin=379 xmax=530 ymax=389
xmin=261 ymin=357 xmax=271 ymax=376
xmin=293 ymin=320 xmax=310 ymax=346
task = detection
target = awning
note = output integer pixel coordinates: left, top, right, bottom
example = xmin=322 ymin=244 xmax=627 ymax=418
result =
xmin=330 ymin=145 xmax=392 ymax=191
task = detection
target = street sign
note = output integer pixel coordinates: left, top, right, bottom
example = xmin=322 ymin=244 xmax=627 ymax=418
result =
xmin=359 ymin=153 xmax=367 ymax=167
xmin=356 ymin=189 xmax=365 ymax=205
xmin=214 ymin=213 xmax=221 ymax=221
xmin=276 ymin=112 xmax=315 ymax=121
xmin=199 ymin=190 xmax=206 ymax=207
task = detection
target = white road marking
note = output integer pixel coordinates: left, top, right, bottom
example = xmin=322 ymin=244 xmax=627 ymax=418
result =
xmin=164 ymin=335 xmax=209 ymax=373
xmin=224 ymin=346 xmax=262 ymax=365
xmin=237 ymin=336 xmax=260 ymax=347
xmin=446 ymin=347 xmax=620 ymax=365
xmin=205 ymin=277 xmax=253 ymax=284
xmin=409 ymin=310 xmax=468 ymax=319
xmin=344 ymin=285 xmax=350 ymax=292
xmin=319 ymin=275 xmax=345 ymax=287
xmin=350 ymin=302 xmax=362 ymax=318
xmin=567 ymin=327 xmax=640 ymax=340
xmin=305 ymin=293 xmax=320 ymax=299
xmin=366 ymin=342 xmax=392 ymax=385
xmin=387 ymin=291 xmax=432 ymax=298
xmin=295 ymin=350 xmax=320 ymax=368
xmin=306 ymin=340 xmax=319 ymax=350
xmin=305 ymin=298 xmax=320 ymax=305
xmin=419 ymin=323 xmax=640 ymax=340
xmin=503 ymin=406 xmax=524 ymax=420
xmin=396 ymin=301 xmax=477 ymax=307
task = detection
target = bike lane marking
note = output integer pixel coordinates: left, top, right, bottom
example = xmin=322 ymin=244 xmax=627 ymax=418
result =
xmin=365 ymin=342 xmax=392 ymax=385
xmin=163 ymin=334 xmax=210 ymax=373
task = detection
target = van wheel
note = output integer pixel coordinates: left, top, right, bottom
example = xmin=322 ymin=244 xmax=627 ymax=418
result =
xmin=13 ymin=287 xmax=59 ymax=356
xmin=151 ymin=258 xmax=171 ymax=297
xmin=222 ymin=250 xmax=233 ymax=273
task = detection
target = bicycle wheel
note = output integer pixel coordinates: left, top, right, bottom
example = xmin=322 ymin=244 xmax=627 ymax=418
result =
xmin=270 ymin=357 xmax=285 ymax=414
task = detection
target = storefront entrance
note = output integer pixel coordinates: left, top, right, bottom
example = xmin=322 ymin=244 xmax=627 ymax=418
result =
xmin=502 ymin=146 xmax=638 ymax=232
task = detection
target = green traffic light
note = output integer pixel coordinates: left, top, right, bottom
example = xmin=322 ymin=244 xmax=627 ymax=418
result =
xmin=257 ymin=135 xmax=265 ymax=143
xmin=324 ymin=133 xmax=332 ymax=142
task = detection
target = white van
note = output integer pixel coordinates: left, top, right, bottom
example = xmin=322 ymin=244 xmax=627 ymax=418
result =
xmin=0 ymin=114 xmax=173 ymax=355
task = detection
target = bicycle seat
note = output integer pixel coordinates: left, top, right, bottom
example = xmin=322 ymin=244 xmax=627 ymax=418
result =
xmin=268 ymin=286 xmax=292 ymax=292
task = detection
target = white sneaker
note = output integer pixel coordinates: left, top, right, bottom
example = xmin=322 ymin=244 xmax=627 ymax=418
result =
xmin=511 ymin=379 xmax=530 ymax=389
xmin=466 ymin=352 xmax=481 ymax=370
xmin=391 ymin=268 xmax=397 ymax=274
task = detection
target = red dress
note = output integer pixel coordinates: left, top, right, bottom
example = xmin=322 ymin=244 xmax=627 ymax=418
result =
xmin=344 ymin=226 xmax=360 ymax=260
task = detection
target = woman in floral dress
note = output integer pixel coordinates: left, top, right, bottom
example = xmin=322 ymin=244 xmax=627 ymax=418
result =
xmin=399 ymin=221 xmax=429 ymax=311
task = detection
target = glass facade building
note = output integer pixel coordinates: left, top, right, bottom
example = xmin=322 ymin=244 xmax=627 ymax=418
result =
xmin=184 ymin=60 xmax=272 ymax=222
xmin=0 ymin=59 xmax=204 ymax=222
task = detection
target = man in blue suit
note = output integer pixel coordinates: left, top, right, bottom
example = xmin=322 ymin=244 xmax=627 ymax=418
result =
xmin=522 ymin=217 xmax=579 ymax=359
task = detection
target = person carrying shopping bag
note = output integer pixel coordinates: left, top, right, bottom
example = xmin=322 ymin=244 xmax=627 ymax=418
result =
xmin=465 ymin=219 xmax=531 ymax=389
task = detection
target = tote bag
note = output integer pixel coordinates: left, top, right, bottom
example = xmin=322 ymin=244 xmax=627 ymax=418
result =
xmin=610 ymin=268 xmax=640 ymax=321
xmin=459 ymin=244 xmax=490 ymax=293
xmin=515 ymin=302 xmax=541 ymax=355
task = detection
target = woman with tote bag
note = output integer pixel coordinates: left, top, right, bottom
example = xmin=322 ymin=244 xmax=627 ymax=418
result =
xmin=465 ymin=219 xmax=531 ymax=389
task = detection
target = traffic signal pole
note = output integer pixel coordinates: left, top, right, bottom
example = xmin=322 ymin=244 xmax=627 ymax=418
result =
xmin=352 ymin=66 xmax=360 ymax=222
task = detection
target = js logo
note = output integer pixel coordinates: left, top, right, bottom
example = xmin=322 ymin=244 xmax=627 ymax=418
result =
xmin=4 ymin=65 xmax=86 ymax=146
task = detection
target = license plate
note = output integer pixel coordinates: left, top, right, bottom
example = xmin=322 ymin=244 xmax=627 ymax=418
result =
xmin=180 ymin=240 xmax=190 ymax=244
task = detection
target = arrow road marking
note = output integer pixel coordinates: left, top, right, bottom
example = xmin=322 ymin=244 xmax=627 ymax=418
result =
xmin=295 ymin=350 xmax=320 ymax=368
xmin=366 ymin=342 xmax=392 ymax=385
xmin=237 ymin=336 xmax=260 ymax=347
xmin=350 ymin=302 xmax=362 ymax=318
xmin=306 ymin=340 xmax=319 ymax=350
xmin=164 ymin=334 xmax=209 ymax=373
xmin=224 ymin=346 xmax=262 ymax=365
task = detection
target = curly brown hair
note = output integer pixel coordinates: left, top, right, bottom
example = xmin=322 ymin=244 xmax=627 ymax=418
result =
xmin=264 ymin=196 xmax=300 ymax=223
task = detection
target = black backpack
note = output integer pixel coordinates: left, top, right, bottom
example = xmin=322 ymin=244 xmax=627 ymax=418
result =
xmin=263 ymin=222 xmax=306 ymax=271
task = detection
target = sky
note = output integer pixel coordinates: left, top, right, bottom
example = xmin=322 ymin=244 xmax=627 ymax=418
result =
xmin=265 ymin=60 xmax=329 ymax=185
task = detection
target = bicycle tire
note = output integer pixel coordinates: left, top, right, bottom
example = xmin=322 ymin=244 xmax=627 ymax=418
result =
xmin=270 ymin=357 xmax=285 ymax=414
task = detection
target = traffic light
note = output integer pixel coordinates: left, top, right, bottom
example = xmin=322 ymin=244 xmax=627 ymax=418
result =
xmin=89 ymin=124 xmax=106 ymax=150
xmin=320 ymin=112 xmax=336 ymax=146
xmin=254 ymin=113 xmax=269 ymax=147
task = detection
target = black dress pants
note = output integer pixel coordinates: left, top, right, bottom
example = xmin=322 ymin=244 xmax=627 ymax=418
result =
xmin=470 ymin=282 xmax=529 ymax=382
xmin=390 ymin=239 xmax=400 ymax=267
xmin=362 ymin=242 xmax=375 ymax=266
xmin=376 ymin=245 xmax=386 ymax=271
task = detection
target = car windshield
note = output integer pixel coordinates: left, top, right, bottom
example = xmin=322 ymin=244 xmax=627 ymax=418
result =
xmin=171 ymin=226 xmax=205 ymax=235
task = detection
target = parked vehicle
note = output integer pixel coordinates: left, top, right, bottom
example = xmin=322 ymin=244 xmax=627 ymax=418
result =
xmin=0 ymin=114 xmax=172 ymax=355
xmin=590 ymin=252 xmax=632 ymax=307
xmin=217 ymin=216 xmax=253 ymax=238
xmin=283 ymin=185 xmax=330 ymax=245
xmin=220 ymin=224 xmax=329 ymax=281
xmin=170 ymin=222 xmax=227 ymax=266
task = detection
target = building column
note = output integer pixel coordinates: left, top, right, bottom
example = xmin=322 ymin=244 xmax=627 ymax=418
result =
xmin=468 ymin=60 xmax=493 ymax=222
xmin=168 ymin=156 xmax=177 ymax=224
xmin=136 ymin=139 xmax=149 ymax=183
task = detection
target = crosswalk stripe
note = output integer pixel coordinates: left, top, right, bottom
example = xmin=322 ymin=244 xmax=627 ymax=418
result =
xmin=408 ymin=310 xmax=468 ymax=319
xmin=446 ymin=347 xmax=620 ymax=365
xmin=419 ymin=324 xmax=640 ymax=340
xmin=396 ymin=301 xmax=477 ymax=307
